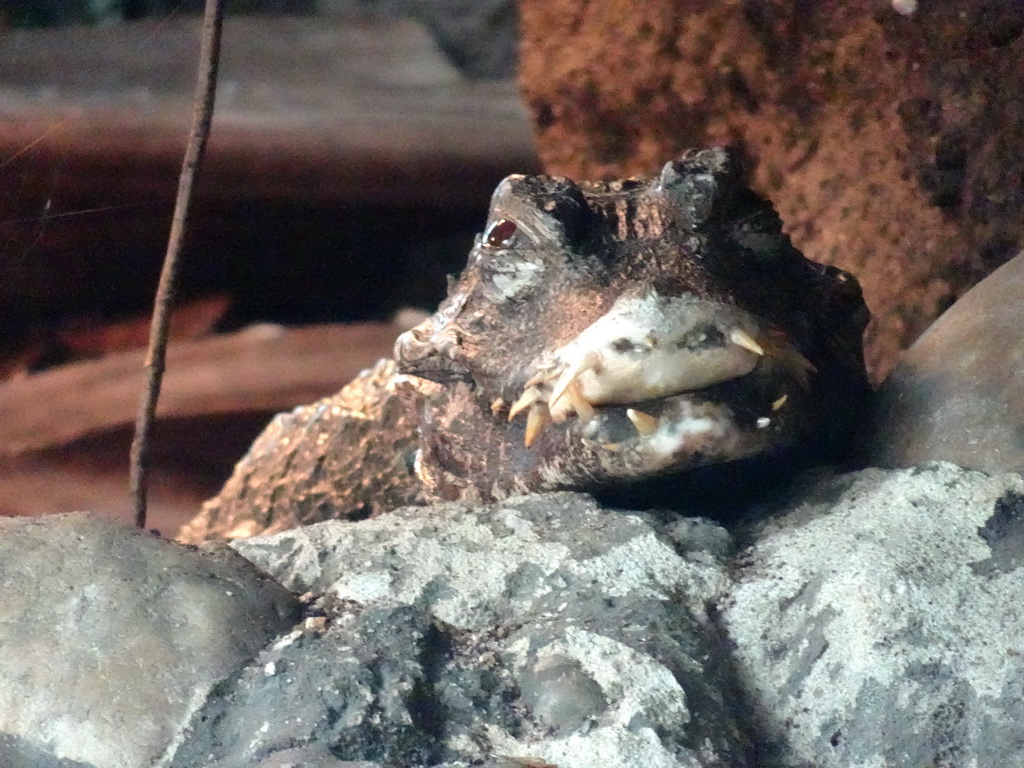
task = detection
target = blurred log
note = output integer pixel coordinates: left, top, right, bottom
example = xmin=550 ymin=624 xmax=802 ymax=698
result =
xmin=0 ymin=15 xmax=533 ymax=205
xmin=0 ymin=15 xmax=538 ymax=319
xmin=0 ymin=322 xmax=403 ymax=455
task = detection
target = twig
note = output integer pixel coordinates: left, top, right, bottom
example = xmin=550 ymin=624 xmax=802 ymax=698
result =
xmin=129 ymin=0 xmax=225 ymax=530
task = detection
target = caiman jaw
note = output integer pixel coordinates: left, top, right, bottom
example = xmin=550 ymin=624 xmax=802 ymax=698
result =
xmin=506 ymin=292 xmax=814 ymax=448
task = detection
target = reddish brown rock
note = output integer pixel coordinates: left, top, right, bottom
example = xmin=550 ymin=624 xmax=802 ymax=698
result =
xmin=518 ymin=0 xmax=1024 ymax=382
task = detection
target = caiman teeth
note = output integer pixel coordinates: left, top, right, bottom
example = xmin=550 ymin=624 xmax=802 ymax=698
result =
xmin=626 ymin=408 xmax=658 ymax=436
xmin=548 ymin=350 xmax=600 ymax=410
xmin=728 ymin=328 xmax=765 ymax=356
xmin=782 ymin=347 xmax=816 ymax=391
xmin=771 ymin=393 xmax=788 ymax=411
xmin=524 ymin=402 xmax=551 ymax=447
xmin=508 ymin=387 xmax=542 ymax=421
xmin=557 ymin=378 xmax=595 ymax=423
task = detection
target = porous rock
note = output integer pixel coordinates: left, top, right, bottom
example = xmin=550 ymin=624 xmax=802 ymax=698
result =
xmin=862 ymin=249 xmax=1024 ymax=473
xmin=519 ymin=0 xmax=1024 ymax=381
xmin=206 ymin=747 xmax=375 ymax=768
xmin=200 ymin=464 xmax=1024 ymax=766
xmin=0 ymin=734 xmax=92 ymax=768
xmin=200 ymin=492 xmax=752 ymax=767
xmin=723 ymin=462 xmax=1024 ymax=767
xmin=0 ymin=513 xmax=300 ymax=768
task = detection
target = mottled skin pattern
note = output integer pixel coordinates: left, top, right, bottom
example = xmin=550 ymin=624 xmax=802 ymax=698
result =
xmin=180 ymin=358 xmax=425 ymax=543
xmin=397 ymin=148 xmax=869 ymax=504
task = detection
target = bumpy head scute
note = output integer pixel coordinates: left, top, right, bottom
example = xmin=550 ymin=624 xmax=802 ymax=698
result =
xmin=655 ymin=147 xmax=744 ymax=229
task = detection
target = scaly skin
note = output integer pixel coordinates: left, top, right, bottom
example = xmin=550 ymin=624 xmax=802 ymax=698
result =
xmin=395 ymin=148 xmax=870 ymax=503
xmin=188 ymin=148 xmax=870 ymax=542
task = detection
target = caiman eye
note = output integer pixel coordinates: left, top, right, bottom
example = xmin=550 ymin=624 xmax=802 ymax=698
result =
xmin=483 ymin=218 xmax=519 ymax=248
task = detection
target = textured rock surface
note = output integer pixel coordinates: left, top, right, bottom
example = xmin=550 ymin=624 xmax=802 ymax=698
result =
xmin=0 ymin=513 xmax=301 ymax=768
xmin=518 ymin=0 xmax=1024 ymax=381
xmin=0 ymin=735 xmax=91 ymax=768
xmin=186 ymin=464 xmax=1024 ymax=766
xmin=212 ymin=492 xmax=752 ymax=767
xmin=863 ymin=250 xmax=1024 ymax=473
xmin=724 ymin=463 xmax=1024 ymax=767
xmin=7 ymin=466 xmax=1024 ymax=766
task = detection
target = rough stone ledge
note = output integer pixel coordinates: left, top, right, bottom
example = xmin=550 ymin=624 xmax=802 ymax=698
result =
xmin=3 ymin=463 xmax=1024 ymax=767
xmin=0 ymin=513 xmax=301 ymax=768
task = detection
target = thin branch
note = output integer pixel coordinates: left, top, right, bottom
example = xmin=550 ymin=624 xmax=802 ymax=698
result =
xmin=129 ymin=0 xmax=225 ymax=530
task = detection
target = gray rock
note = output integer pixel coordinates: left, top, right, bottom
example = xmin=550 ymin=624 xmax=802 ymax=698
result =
xmin=863 ymin=250 xmax=1024 ymax=473
xmin=0 ymin=734 xmax=93 ymax=768
xmin=205 ymin=492 xmax=753 ymax=767
xmin=722 ymin=462 xmax=1024 ymax=767
xmin=211 ymin=465 xmax=1024 ymax=766
xmin=9 ymin=465 xmax=1024 ymax=766
xmin=206 ymin=744 xmax=379 ymax=767
xmin=0 ymin=513 xmax=301 ymax=768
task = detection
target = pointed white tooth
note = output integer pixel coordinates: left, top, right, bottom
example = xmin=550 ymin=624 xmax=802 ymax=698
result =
xmin=729 ymin=328 xmax=764 ymax=356
xmin=564 ymin=378 xmax=595 ymax=422
xmin=583 ymin=438 xmax=622 ymax=452
xmin=626 ymin=408 xmax=658 ymax=437
xmin=507 ymin=387 xmax=541 ymax=422
xmin=523 ymin=371 xmax=546 ymax=389
xmin=548 ymin=350 xmax=600 ymax=409
xmin=524 ymin=359 xmax=559 ymax=390
xmin=524 ymin=403 xmax=551 ymax=447
xmin=771 ymin=393 xmax=788 ymax=411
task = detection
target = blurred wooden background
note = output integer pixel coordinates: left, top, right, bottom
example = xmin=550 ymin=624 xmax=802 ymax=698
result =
xmin=0 ymin=9 xmax=535 ymax=536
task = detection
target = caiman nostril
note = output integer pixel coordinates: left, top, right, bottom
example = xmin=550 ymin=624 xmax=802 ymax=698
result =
xmin=395 ymin=324 xmax=472 ymax=384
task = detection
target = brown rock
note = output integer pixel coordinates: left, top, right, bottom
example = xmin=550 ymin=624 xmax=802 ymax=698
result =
xmin=518 ymin=0 xmax=1024 ymax=382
